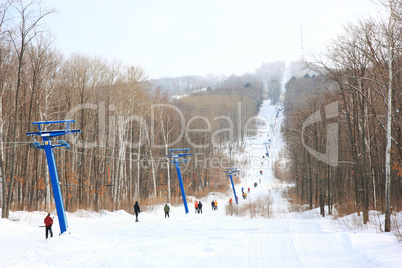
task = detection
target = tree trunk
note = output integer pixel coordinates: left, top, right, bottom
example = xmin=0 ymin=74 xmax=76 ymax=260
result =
xmin=384 ymin=34 xmax=393 ymax=232
xmin=0 ymin=96 xmax=6 ymax=218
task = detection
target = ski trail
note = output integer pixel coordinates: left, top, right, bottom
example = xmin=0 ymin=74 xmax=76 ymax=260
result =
xmin=229 ymin=85 xmax=385 ymax=267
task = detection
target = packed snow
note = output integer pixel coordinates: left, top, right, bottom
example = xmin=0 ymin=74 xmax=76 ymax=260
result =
xmin=1 ymin=100 xmax=401 ymax=268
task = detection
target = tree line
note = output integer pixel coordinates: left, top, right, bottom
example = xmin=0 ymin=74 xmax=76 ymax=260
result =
xmin=281 ymin=0 xmax=401 ymax=232
xmin=153 ymin=61 xmax=285 ymax=102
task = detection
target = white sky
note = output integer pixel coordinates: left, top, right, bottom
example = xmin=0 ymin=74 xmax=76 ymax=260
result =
xmin=42 ymin=0 xmax=380 ymax=79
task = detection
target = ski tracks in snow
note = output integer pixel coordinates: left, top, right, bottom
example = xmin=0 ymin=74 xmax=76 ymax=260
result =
xmin=241 ymin=219 xmax=381 ymax=267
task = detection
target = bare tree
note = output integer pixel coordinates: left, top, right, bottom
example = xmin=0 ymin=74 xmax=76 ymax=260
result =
xmin=0 ymin=0 xmax=13 ymax=218
xmin=382 ymin=0 xmax=402 ymax=232
xmin=3 ymin=0 xmax=54 ymax=218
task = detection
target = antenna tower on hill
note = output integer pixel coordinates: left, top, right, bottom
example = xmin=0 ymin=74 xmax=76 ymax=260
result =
xmin=300 ymin=18 xmax=305 ymax=62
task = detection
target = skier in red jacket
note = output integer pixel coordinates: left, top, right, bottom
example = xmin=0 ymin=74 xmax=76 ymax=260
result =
xmin=44 ymin=213 xmax=53 ymax=239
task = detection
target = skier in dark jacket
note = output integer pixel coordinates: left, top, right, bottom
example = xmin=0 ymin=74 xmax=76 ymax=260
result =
xmin=198 ymin=201 xmax=203 ymax=214
xmin=164 ymin=204 xmax=170 ymax=218
xmin=44 ymin=213 xmax=53 ymax=239
xmin=211 ymin=200 xmax=215 ymax=210
xmin=134 ymin=201 xmax=140 ymax=222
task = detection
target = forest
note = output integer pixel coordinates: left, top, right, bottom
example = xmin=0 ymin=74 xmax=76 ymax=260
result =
xmin=280 ymin=0 xmax=401 ymax=232
xmin=0 ymin=0 xmax=272 ymax=219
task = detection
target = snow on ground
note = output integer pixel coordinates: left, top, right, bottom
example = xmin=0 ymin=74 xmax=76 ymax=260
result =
xmin=1 ymin=99 xmax=401 ymax=268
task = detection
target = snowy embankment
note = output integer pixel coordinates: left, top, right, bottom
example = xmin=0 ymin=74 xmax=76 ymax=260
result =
xmin=1 ymin=99 xmax=401 ymax=268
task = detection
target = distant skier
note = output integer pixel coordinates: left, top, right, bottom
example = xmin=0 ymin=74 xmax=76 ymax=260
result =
xmin=195 ymin=201 xmax=199 ymax=213
xmin=44 ymin=213 xmax=53 ymax=239
xmin=164 ymin=204 xmax=170 ymax=218
xmin=134 ymin=201 xmax=140 ymax=222
xmin=248 ymin=187 xmax=250 ymax=193
xmin=254 ymin=182 xmax=257 ymax=188
xmin=229 ymin=198 xmax=233 ymax=206
xmin=211 ymin=200 xmax=215 ymax=210
xmin=198 ymin=201 xmax=203 ymax=214
xmin=214 ymin=200 xmax=218 ymax=210
xmin=241 ymin=187 xmax=244 ymax=193
xmin=260 ymin=170 xmax=263 ymax=175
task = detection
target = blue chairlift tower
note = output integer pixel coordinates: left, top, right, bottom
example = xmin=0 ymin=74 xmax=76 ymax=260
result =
xmin=27 ymin=120 xmax=80 ymax=234
xmin=264 ymin=139 xmax=271 ymax=158
xmin=166 ymin=149 xmax=192 ymax=214
xmin=226 ymin=168 xmax=240 ymax=204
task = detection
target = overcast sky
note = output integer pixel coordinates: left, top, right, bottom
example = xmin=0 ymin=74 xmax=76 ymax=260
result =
xmin=42 ymin=0 xmax=380 ymax=79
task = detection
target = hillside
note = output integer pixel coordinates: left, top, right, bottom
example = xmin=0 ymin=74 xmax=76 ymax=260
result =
xmin=1 ymin=99 xmax=401 ymax=267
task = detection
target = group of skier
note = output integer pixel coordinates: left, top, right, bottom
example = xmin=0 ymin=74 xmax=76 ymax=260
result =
xmin=42 ymin=189 xmax=253 ymax=239
xmin=43 ymin=188 xmax=253 ymax=239
xmin=228 ymin=184 xmax=255 ymax=205
xmin=211 ymin=200 xmax=218 ymax=210
xmin=194 ymin=201 xmax=203 ymax=214
xmin=43 ymin=182 xmax=257 ymax=238
xmin=41 ymin=149 xmax=267 ymax=239
xmin=241 ymin=186 xmax=250 ymax=199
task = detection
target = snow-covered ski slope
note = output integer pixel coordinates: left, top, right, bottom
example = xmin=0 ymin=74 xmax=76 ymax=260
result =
xmin=0 ymin=100 xmax=401 ymax=268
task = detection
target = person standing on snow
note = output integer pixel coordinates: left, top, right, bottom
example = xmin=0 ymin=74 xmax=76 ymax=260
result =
xmin=198 ymin=201 xmax=203 ymax=214
xmin=164 ymin=204 xmax=170 ymax=218
xmin=134 ymin=201 xmax=140 ymax=222
xmin=229 ymin=198 xmax=233 ymax=206
xmin=211 ymin=200 xmax=215 ymax=210
xmin=214 ymin=200 xmax=218 ymax=210
xmin=44 ymin=213 xmax=53 ymax=239
xmin=195 ymin=201 xmax=199 ymax=213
